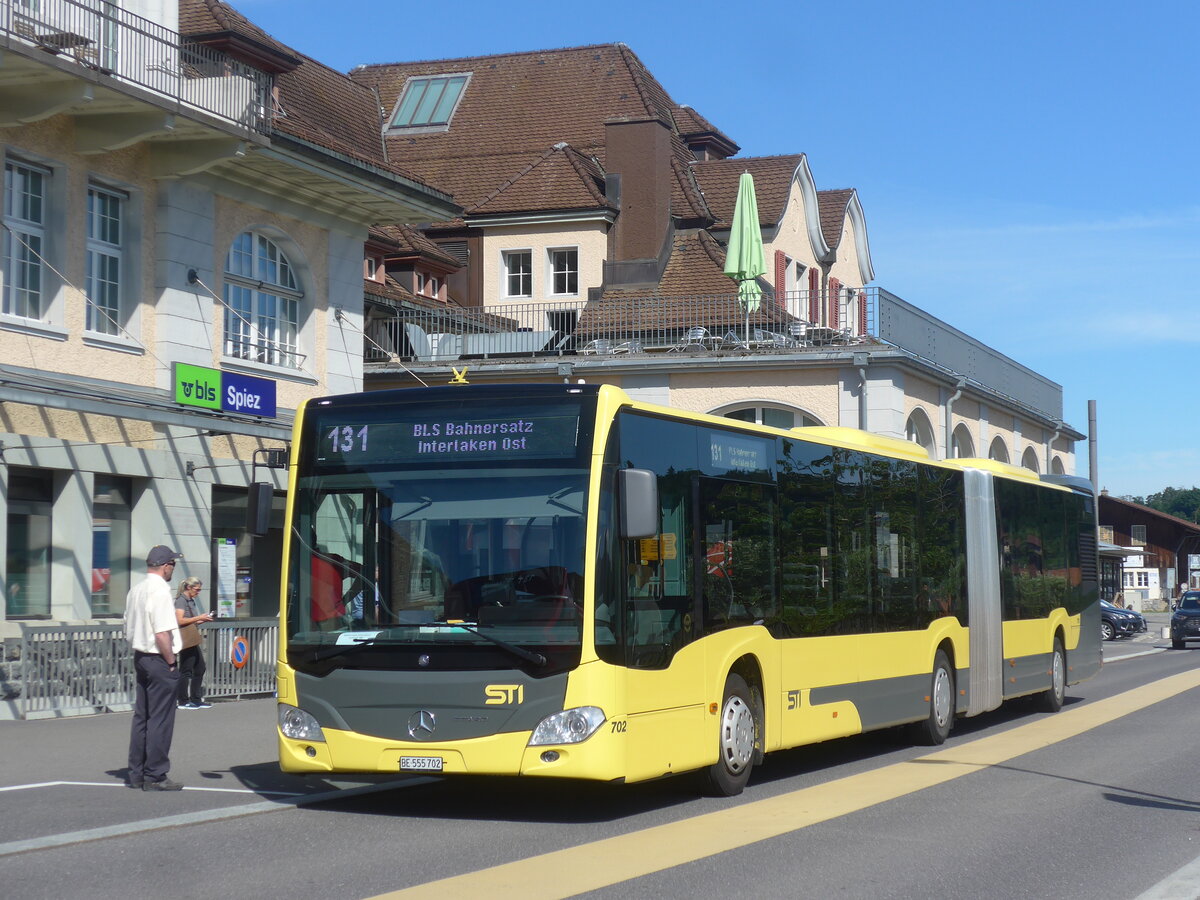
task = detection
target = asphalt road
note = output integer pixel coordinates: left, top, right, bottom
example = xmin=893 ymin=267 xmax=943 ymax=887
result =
xmin=3 ymin=620 xmax=1198 ymax=900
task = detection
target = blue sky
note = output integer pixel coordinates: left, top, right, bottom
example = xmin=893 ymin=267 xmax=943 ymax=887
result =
xmin=237 ymin=0 xmax=1199 ymax=498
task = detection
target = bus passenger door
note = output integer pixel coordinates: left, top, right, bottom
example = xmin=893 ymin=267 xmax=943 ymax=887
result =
xmin=622 ymin=477 xmax=709 ymax=781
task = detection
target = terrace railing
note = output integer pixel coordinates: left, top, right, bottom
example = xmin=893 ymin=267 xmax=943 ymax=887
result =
xmin=365 ymin=285 xmax=1062 ymax=420
xmin=1 ymin=0 xmax=274 ymax=132
xmin=365 ymin=288 xmax=873 ymax=364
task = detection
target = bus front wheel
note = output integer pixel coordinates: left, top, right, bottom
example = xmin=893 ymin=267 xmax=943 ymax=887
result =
xmin=704 ymin=673 xmax=758 ymax=796
xmin=912 ymin=650 xmax=954 ymax=746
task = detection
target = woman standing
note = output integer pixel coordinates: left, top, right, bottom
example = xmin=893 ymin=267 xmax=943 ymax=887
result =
xmin=174 ymin=576 xmax=214 ymax=709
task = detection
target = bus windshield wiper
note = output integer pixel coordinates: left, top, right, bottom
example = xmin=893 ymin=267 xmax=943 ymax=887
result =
xmin=310 ymin=635 xmax=383 ymax=662
xmin=423 ymin=622 xmax=547 ymax=667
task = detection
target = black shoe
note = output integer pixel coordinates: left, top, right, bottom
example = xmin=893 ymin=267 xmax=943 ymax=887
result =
xmin=142 ymin=778 xmax=183 ymax=791
xmin=193 ymin=700 xmax=213 ymax=709
xmin=178 ymin=702 xmax=199 ymax=709
xmin=127 ymin=779 xmax=143 ymax=789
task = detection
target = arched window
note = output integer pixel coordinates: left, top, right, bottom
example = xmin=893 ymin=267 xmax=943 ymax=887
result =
xmin=719 ymin=405 xmax=821 ymax=430
xmin=951 ymin=424 xmax=975 ymax=459
xmin=1021 ymin=447 xmax=1041 ymax=473
xmin=988 ymin=437 xmax=1010 ymax=463
xmin=1051 ymin=456 xmax=1066 ymax=475
xmin=904 ymin=409 xmax=936 ymax=456
xmin=224 ymin=231 xmax=304 ymax=368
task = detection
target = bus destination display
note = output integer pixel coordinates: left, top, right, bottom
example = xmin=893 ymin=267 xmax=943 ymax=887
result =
xmin=315 ymin=411 xmax=581 ymax=467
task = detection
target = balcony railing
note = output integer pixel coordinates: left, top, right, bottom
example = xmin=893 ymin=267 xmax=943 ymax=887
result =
xmin=2 ymin=0 xmax=274 ymax=131
xmin=365 ymin=289 xmax=872 ymax=363
xmin=365 ymin=286 xmax=1063 ymax=420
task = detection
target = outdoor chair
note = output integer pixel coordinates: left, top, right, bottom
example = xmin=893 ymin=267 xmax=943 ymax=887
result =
xmin=581 ymin=339 xmax=615 ymax=355
xmin=788 ymin=321 xmax=811 ymax=346
xmin=671 ymin=326 xmax=713 ymax=352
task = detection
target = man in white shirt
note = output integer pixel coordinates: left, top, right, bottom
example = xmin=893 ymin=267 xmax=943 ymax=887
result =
xmin=124 ymin=545 xmax=184 ymax=791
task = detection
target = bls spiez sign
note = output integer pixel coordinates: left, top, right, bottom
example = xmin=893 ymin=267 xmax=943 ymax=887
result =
xmin=174 ymin=363 xmax=277 ymax=418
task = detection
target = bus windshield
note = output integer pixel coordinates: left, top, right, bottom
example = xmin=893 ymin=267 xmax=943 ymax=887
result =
xmin=284 ymin=389 xmax=596 ymax=672
xmin=286 ymin=465 xmax=588 ymax=667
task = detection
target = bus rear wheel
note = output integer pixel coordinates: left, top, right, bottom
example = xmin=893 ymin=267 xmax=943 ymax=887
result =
xmin=1035 ymin=638 xmax=1066 ymax=712
xmin=704 ymin=673 xmax=757 ymax=796
xmin=911 ymin=650 xmax=954 ymax=746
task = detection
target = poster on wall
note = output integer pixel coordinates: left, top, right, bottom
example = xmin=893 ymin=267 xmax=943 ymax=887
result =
xmin=215 ymin=539 xmax=238 ymax=617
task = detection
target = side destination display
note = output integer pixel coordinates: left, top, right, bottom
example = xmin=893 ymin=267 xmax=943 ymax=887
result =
xmin=174 ymin=363 xmax=277 ymax=418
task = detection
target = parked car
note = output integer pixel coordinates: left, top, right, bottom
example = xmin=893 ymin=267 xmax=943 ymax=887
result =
xmin=1100 ymin=599 xmax=1144 ymax=641
xmin=1170 ymin=592 xmax=1200 ymax=649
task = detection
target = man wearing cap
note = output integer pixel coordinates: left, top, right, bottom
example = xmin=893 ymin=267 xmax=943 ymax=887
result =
xmin=124 ymin=545 xmax=185 ymax=791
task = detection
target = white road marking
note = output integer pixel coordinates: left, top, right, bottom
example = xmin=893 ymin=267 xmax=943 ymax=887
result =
xmin=0 ymin=777 xmax=435 ymax=857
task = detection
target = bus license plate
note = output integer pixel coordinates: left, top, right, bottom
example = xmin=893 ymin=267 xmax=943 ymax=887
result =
xmin=400 ymin=756 xmax=443 ymax=772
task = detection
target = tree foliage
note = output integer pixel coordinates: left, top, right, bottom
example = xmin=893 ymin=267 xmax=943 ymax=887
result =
xmin=1140 ymin=487 xmax=1200 ymax=523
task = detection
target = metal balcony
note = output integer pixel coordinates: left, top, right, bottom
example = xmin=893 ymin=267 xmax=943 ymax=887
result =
xmin=1 ymin=0 xmax=274 ymax=132
xmin=364 ymin=285 xmax=1064 ymax=421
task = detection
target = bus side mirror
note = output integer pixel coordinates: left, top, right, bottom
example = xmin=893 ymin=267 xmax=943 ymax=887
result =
xmin=618 ymin=468 xmax=657 ymax=539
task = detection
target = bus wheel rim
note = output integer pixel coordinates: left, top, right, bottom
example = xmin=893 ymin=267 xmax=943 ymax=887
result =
xmin=721 ymin=696 xmax=754 ymax=773
xmin=932 ymin=667 xmax=952 ymax=728
xmin=1052 ymin=650 xmax=1065 ymax=696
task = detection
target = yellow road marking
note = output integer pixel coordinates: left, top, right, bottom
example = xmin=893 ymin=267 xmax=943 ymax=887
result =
xmin=369 ymin=668 xmax=1200 ymax=900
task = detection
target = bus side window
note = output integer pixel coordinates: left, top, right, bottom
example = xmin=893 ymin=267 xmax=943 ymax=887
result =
xmin=699 ymin=478 xmax=777 ymax=635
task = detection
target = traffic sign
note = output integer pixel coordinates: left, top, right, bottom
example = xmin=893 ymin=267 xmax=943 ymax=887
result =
xmin=230 ymin=635 xmax=249 ymax=669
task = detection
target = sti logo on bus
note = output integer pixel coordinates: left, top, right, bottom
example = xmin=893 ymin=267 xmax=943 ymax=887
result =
xmin=485 ymin=684 xmax=524 ymax=705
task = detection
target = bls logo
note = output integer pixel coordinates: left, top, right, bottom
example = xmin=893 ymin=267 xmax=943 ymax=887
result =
xmin=181 ymin=379 xmax=216 ymax=402
xmin=484 ymin=684 xmax=524 ymax=705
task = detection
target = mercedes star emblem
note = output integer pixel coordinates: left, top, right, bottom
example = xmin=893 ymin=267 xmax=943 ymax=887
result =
xmin=408 ymin=709 xmax=437 ymax=739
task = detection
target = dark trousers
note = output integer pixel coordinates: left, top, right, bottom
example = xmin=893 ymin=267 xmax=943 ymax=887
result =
xmin=129 ymin=652 xmax=180 ymax=783
xmin=177 ymin=645 xmax=206 ymax=704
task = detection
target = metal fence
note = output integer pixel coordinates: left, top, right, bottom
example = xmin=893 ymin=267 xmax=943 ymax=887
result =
xmin=1 ymin=0 xmax=274 ymax=131
xmin=365 ymin=289 xmax=872 ymax=363
xmin=16 ymin=620 xmax=277 ymax=720
xmin=367 ymin=284 xmax=1062 ymax=421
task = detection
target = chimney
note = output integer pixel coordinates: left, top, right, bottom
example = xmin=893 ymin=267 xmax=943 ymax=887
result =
xmin=605 ymin=116 xmax=672 ymax=266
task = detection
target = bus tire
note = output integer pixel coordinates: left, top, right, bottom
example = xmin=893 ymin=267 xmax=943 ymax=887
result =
xmin=1035 ymin=637 xmax=1066 ymax=713
xmin=703 ymin=673 xmax=757 ymax=797
xmin=911 ymin=650 xmax=954 ymax=746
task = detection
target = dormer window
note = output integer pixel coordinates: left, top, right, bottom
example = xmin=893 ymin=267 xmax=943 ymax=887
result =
xmin=390 ymin=74 xmax=470 ymax=130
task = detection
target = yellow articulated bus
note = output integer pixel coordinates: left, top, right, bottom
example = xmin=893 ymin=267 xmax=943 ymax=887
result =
xmin=276 ymin=383 xmax=1100 ymax=795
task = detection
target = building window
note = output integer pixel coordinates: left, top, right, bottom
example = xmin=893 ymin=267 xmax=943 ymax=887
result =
xmin=951 ymin=425 xmax=975 ymax=459
xmin=390 ymin=74 xmax=469 ymax=128
xmin=365 ymin=257 xmax=378 ymax=280
xmin=503 ymin=250 xmax=532 ymax=298
xmin=904 ymin=410 xmax=937 ymax=456
xmin=988 ymin=436 xmax=1010 ymax=463
xmin=2 ymin=158 xmax=48 ymax=320
xmin=416 ymin=272 xmax=440 ymax=299
xmin=92 ymin=476 xmax=132 ymax=616
xmin=723 ymin=406 xmax=820 ymax=429
xmin=6 ymin=468 xmax=52 ymax=618
xmin=223 ymin=231 xmax=303 ymax=368
xmin=85 ymin=185 xmax=124 ymax=336
xmin=549 ymin=248 xmax=578 ymax=295
xmin=1136 ymin=571 xmax=1149 ymax=587
xmin=1131 ymin=524 xmax=1146 ymax=546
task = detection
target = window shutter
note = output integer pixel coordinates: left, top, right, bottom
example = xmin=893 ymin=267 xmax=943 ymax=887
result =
xmin=858 ymin=289 xmax=869 ymax=336
xmin=829 ymin=277 xmax=841 ymax=329
xmin=774 ymin=250 xmax=787 ymax=308
xmin=808 ymin=268 xmax=820 ymax=322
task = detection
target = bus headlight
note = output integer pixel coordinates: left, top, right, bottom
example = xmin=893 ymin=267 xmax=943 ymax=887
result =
xmin=279 ymin=704 xmax=326 ymax=742
xmin=528 ymin=706 xmax=606 ymax=745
